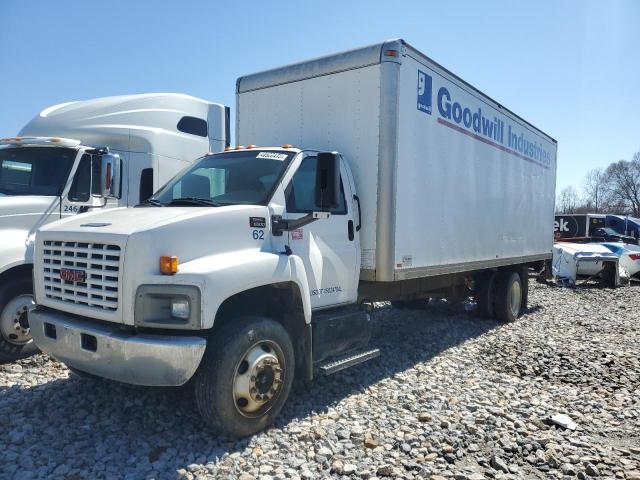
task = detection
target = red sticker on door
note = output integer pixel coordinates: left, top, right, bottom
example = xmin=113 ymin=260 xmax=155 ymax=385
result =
xmin=291 ymin=229 xmax=303 ymax=240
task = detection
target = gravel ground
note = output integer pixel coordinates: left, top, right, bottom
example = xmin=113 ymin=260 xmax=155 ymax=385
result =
xmin=1 ymin=281 xmax=639 ymax=480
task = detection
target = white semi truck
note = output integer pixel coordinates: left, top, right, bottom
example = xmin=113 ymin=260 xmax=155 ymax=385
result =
xmin=0 ymin=93 xmax=229 ymax=361
xmin=29 ymin=40 xmax=557 ymax=436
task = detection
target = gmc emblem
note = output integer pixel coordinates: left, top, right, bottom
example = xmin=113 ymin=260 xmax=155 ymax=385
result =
xmin=60 ymin=268 xmax=86 ymax=283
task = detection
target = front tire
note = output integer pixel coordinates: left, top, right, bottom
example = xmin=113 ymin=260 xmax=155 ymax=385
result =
xmin=0 ymin=280 xmax=38 ymax=363
xmin=195 ymin=316 xmax=294 ymax=437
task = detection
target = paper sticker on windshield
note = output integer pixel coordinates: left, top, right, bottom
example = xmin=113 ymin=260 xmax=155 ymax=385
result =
xmin=257 ymin=152 xmax=288 ymax=161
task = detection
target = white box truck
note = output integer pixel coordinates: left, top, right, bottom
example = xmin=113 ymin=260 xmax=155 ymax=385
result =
xmin=28 ymin=40 xmax=557 ymax=436
xmin=0 ymin=93 xmax=229 ymax=361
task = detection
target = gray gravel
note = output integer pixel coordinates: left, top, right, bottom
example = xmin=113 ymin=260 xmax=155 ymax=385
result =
xmin=1 ymin=282 xmax=639 ymax=480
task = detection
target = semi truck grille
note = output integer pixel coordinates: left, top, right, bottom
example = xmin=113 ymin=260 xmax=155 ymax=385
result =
xmin=42 ymin=240 xmax=121 ymax=311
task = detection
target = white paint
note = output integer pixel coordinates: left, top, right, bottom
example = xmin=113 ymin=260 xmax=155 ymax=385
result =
xmin=395 ymin=54 xmax=557 ymax=272
xmin=238 ymin=45 xmax=557 ymax=280
xmin=238 ymin=66 xmax=382 ymax=269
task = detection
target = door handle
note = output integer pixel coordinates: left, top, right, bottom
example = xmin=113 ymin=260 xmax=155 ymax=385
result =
xmin=348 ymin=220 xmax=354 ymax=241
xmin=353 ymin=195 xmax=362 ymax=232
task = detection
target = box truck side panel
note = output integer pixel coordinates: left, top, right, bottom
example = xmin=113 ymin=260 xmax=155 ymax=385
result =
xmin=393 ymin=53 xmax=557 ymax=279
xmin=238 ymin=66 xmax=383 ymax=267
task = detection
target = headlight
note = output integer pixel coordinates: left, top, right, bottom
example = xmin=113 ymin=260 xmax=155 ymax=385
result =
xmin=135 ymin=285 xmax=201 ymax=329
xmin=170 ymin=298 xmax=190 ymax=319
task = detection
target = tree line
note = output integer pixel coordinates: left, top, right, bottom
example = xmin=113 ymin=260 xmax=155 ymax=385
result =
xmin=556 ymin=150 xmax=640 ymax=216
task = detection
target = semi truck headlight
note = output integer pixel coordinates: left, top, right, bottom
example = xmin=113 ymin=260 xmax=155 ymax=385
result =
xmin=135 ymin=285 xmax=201 ymax=329
xmin=171 ymin=299 xmax=190 ymax=319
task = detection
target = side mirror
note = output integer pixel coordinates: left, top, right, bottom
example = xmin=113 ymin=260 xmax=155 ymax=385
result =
xmin=100 ymin=153 xmax=121 ymax=198
xmin=315 ymin=152 xmax=340 ymax=211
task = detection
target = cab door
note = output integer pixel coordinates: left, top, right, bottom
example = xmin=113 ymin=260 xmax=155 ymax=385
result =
xmin=284 ymin=154 xmax=359 ymax=309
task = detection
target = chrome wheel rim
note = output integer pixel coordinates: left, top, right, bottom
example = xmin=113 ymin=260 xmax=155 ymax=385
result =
xmin=0 ymin=294 xmax=35 ymax=345
xmin=232 ymin=341 xmax=284 ymax=418
xmin=508 ymin=280 xmax=522 ymax=318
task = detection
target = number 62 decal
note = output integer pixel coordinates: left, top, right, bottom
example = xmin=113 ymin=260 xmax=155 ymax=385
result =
xmin=252 ymin=229 xmax=264 ymax=240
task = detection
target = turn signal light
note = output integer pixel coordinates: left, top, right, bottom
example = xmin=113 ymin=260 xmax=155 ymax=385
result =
xmin=246 ymin=144 xmax=256 ymax=149
xmin=160 ymin=256 xmax=179 ymax=275
xmin=224 ymin=146 xmax=233 ymax=151
xmin=281 ymin=144 xmax=294 ymax=148
xmin=384 ymin=49 xmax=399 ymax=57
xmin=235 ymin=145 xmax=245 ymax=150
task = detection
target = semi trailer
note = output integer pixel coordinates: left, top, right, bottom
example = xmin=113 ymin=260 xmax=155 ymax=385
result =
xmin=553 ymin=214 xmax=638 ymax=244
xmin=0 ymin=93 xmax=229 ymax=361
xmin=554 ymin=214 xmax=605 ymax=239
xmin=28 ymin=40 xmax=557 ymax=436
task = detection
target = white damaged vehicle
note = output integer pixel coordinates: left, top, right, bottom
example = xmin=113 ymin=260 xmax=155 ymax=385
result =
xmin=552 ymin=242 xmax=620 ymax=285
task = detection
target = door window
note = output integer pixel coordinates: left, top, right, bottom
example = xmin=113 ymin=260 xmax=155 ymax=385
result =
xmin=139 ymin=168 xmax=154 ymax=203
xmin=68 ymin=154 xmax=100 ymax=202
xmin=286 ymin=156 xmax=347 ymax=214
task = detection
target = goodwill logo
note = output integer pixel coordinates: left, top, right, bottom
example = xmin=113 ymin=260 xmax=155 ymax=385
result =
xmin=417 ymin=70 xmax=432 ymax=114
xmin=415 ymin=68 xmax=552 ymax=169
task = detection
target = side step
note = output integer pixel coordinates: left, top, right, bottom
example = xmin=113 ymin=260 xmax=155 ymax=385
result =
xmin=316 ymin=348 xmax=380 ymax=376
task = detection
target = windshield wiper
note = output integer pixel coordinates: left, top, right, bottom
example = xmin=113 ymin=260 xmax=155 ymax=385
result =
xmin=137 ymin=198 xmax=164 ymax=207
xmin=166 ymin=197 xmax=224 ymax=207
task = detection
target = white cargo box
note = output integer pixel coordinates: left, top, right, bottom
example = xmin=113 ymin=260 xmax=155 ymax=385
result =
xmin=237 ymin=39 xmax=557 ymax=282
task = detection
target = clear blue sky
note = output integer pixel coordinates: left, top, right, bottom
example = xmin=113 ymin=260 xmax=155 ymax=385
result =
xmin=1 ymin=0 xmax=638 ymax=194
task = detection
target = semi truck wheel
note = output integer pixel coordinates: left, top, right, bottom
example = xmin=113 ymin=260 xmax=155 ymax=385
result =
xmin=493 ymin=270 xmax=523 ymax=323
xmin=195 ymin=316 xmax=294 ymax=437
xmin=0 ymin=280 xmax=38 ymax=362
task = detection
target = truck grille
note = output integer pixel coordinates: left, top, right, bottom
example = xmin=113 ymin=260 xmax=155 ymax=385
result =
xmin=42 ymin=240 xmax=121 ymax=311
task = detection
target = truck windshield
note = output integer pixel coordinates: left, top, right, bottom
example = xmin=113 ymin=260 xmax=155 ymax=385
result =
xmin=150 ymin=150 xmax=294 ymax=206
xmin=0 ymin=146 xmax=77 ymax=196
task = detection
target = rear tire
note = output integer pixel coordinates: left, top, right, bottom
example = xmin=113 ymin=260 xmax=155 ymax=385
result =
xmin=195 ymin=316 xmax=294 ymax=437
xmin=0 ymin=280 xmax=38 ymax=363
xmin=474 ymin=271 xmax=496 ymax=318
xmin=493 ymin=270 xmax=523 ymax=323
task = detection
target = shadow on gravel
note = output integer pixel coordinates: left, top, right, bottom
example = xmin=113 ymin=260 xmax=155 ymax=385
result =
xmin=1 ymin=302 xmax=508 ymax=477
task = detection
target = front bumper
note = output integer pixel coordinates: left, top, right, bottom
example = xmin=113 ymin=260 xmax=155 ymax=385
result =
xmin=30 ymin=308 xmax=206 ymax=386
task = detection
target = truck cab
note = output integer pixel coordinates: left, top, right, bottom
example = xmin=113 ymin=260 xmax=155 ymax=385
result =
xmin=0 ymin=93 xmax=228 ymax=361
xmin=29 ymin=146 xmax=367 ymax=436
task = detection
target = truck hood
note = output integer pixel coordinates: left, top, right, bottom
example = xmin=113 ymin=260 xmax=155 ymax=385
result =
xmin=38 ymin=205 xmax=225 ymax=237
xmin=0 ymin=195 xmax=58 ymax=233
xmin=34 ymin=201 xmax=273 ymax=325
xmin=37 ymin=204 xmax=271 ymax=266
xmin=35 ymin=203 xmax=272 ymax=324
